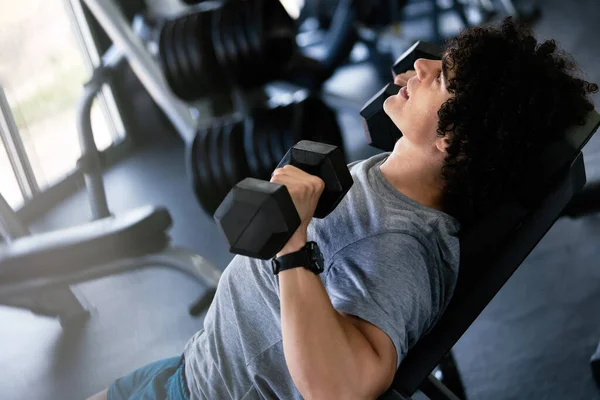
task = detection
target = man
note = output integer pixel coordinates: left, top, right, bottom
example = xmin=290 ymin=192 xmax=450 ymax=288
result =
xmin=90 ymin=17 xmax=597 ymax=400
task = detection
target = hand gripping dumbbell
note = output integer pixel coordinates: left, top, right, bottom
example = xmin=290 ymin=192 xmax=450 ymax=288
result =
xmin=214 ymin=140 xmax=354 ymax=259
xmin=359 ymin=41 xmax=442 ymax=152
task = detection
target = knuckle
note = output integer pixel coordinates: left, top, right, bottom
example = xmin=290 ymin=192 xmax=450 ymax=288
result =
xmin=270 ymin=172 xmax=283 ymax=182
xmin=313 ymin=177 xmax=325 ymax=189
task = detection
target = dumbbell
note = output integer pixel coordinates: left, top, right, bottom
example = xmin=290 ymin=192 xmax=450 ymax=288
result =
xmin=359 ymin=41 xmax=441 ymax=152
xmin=214 ymin=140 xmax=353 ymax=259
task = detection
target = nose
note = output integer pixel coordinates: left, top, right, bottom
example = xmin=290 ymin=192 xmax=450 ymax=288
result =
xmin=414 ymin=58 xmax=433 ymax=82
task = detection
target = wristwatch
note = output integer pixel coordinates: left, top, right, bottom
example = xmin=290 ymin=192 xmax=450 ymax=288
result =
xmin=271 ymin=241 xmax=325 ymax=275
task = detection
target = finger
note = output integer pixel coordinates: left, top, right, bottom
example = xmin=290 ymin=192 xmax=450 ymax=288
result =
xmin=394 ymin=70 xmax=416 ymax=86
xmin=281 ymin=164 xmax=309 ymax=177
xmin=394 ymin=75 xmax=407 ymax=86
xmin=394 ymin=75 xmax=408 ymax=86
xmin=270 ymin=172 xmax=289 ymax=183
xmin=280 ymin=165 xmax=315 ymax=181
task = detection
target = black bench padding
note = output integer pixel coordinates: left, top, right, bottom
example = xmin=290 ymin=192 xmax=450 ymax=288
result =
xmin=0 ymin=206 xmax=172 ymax=283
xmin=386 ymin=110 xmax=600 ymax=398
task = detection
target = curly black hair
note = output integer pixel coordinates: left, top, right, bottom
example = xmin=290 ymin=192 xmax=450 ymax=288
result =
xmin=438 ymin=17 xmax=598 ymax=227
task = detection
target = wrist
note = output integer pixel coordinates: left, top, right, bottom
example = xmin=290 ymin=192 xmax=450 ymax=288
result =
xmin=277 ymin=230 xmax=308 ymax=258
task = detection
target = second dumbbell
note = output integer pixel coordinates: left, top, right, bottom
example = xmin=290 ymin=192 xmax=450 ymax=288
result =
xmin=214 ymin=140 xmax=353 ymax=259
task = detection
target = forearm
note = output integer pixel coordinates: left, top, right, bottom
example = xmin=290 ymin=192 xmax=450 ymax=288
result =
xmin=279 ymin=267 xmax=383 ymax=399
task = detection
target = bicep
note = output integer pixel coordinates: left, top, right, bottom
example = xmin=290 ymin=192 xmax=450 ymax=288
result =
xmin=339 ymin=312 xmax=398 ymax=397
xmin=325 ymin=234 xmax=435 ymax=394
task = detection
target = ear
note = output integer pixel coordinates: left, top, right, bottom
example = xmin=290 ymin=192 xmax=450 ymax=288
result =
xmin=435 ymin=134 xmax=452 ymax=154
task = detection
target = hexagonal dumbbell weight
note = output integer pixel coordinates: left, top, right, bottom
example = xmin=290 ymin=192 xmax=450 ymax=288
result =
xmin=214 ymin=140 xmax=353 ymax=259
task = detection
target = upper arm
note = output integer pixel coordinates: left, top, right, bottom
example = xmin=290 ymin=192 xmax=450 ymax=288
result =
xmin=325 ymin=233 xmax=436 ymax=377
xmin=339 ymin=312 xmax=398 ymax=396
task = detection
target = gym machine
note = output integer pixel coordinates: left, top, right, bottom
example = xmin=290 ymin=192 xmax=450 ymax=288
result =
xmin=0 ymin=47 xmax=221 ymax=325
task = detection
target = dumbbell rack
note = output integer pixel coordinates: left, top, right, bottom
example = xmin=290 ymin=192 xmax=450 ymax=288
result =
xmin=83 ymin=0 xmax=198 ymax=144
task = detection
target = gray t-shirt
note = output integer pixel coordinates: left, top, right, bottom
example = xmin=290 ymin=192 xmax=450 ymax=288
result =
xmin=183 ymin=153 xmax=461 ymax=399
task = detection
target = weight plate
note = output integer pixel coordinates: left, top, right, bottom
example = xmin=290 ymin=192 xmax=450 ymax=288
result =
xmin=253 ymin=112 xmax=272 ymax=179
xmin=198 ymin=8 xmax=229 ymax=94
xmin=252 ymin=0 xmax=266 ymax=61
xmin=199 ymin=127 xmax=220 ymax=214
xmin=232 ymin=121 xmax=251 ymax=183
xmin=230 ymin=1 xmax=251 ymax=68
xmin=221 ymin=1 xmax=241 ymax=81
xmin=240 ymin=0 xmax=258 ymax=60
xmin=174 ymin=15 xmax=194 ymax=100
xmin=190 ymin=128 xmax=221 ymax=216
xmin=168 ymin=19 xmax=189 ymax=98
xmin=222 ymin=119 xmax=249 ymax=186
xmin=289 ymin=99 xmax=304 ymax=145
xmin=159 ymin=21 xmax=185 ymax=98
xmin=262 ymin=0 xmax=296 ymax=68
xmin=257 ymin=115 xmax=277 ymax=178
xmin=215 ymin=121 xmax=235 ymax=192
xmin=285 ymin=102 xmax=299 ymax=149
xmin=211 ymin=6 xmax=231 ymax=80
xmin=274 ymin=125 xmax=288 ymax=165
xmin=185 ymin=13 xmax=203 ymax=91
xmin=269 ymin=110 xmax=287 ymax=164
xmin=220 ymin=119 xmax=236 ymax=187
xmin=208 ymin=122 xmax=230 ymax=203
xmin=244 ymin=117 xmax=262 ymax=178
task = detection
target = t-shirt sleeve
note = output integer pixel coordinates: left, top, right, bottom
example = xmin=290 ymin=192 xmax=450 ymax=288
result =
xmin=324 ymin=232 xmax=435 ymax=368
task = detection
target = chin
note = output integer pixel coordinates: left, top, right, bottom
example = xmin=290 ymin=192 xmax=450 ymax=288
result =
xmin=383 ymin=96 xmax=395 ymax=115
xmin=384 ymin=96 xmax=405 ymax=118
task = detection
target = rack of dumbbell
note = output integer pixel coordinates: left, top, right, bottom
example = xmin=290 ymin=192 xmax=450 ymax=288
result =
xmin=157 ymin=0 xmax=348 ymax=216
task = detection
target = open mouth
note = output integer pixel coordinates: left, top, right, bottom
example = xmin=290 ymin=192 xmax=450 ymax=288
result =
xmin=400 ymin=86 xmax=410 ymax=100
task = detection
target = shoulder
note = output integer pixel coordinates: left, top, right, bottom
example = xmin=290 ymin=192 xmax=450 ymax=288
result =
xmin=328 ymin=231 xmax=431 ymax=270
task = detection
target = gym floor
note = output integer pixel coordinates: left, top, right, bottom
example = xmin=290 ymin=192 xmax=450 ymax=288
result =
xmin=1 ymin=0 xmax=600 ymax=399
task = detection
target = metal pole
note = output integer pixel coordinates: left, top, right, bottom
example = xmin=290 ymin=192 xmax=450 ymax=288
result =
xmin=76 ymin=70 xmax=112 ymax=220
xmin=81 ymin=0 xmax=197 ymax=143
xmin=0 ymin=88 xmax=40 ymax=198
xmin=75 ymin=45 xmax=130 ymax=220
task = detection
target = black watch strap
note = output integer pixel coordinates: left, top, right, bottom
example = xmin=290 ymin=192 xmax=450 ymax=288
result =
xmin=272 ymin=242 xmax=324 ymax=275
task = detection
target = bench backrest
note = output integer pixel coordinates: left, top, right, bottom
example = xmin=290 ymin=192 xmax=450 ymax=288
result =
xmin=392 ymin=111 xmax=600 ymax=396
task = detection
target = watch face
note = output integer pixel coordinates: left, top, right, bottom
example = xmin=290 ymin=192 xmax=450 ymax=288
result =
xmin=308 ymin=242 xmax=325 ymax=273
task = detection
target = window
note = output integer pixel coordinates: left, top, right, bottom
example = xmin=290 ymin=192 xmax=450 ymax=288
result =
xmin=0 ymin=0 xmax=124 ymax=190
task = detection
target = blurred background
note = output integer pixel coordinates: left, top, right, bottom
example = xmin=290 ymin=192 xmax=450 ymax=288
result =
xmin=0 ymin=0 xmax=599 ymax=399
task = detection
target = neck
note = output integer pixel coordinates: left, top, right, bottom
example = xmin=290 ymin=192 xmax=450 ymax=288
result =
xmin=379 ymin=139 xmax=445 ymax=211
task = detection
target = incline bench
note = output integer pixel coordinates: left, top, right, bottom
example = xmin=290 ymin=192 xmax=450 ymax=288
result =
xmin=379 ymin=111 xmax=600 ymax=399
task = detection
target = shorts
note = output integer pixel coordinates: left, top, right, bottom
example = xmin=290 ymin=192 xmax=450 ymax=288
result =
xmin=108 ymin=355 xmax=191 ymax=400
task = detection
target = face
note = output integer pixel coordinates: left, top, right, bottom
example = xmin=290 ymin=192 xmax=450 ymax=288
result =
xmin=383 ymin=58 xmax=453 ymax=157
